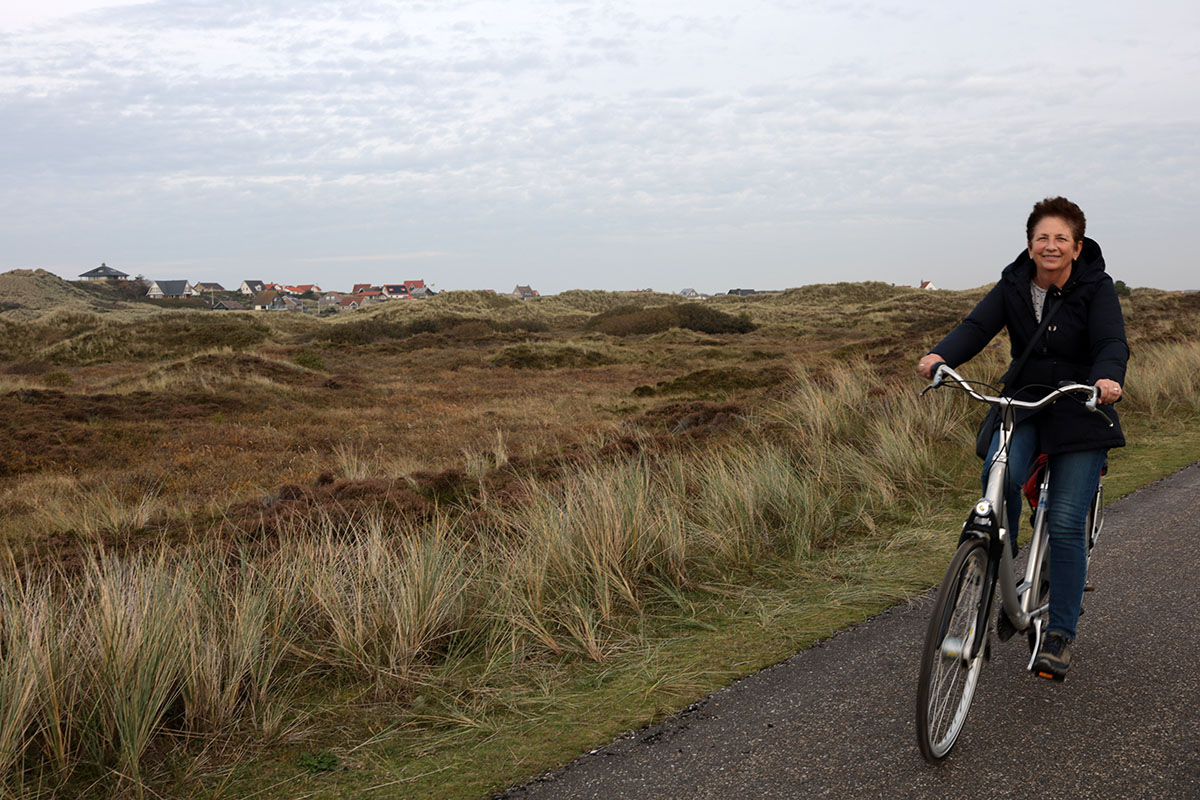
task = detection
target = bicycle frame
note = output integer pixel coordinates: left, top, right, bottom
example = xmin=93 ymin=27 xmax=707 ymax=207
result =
xmin=916 ymin=365 xmax=1111 ymax=761
xmin=925 ymin=365 xmax=1106 ymax=664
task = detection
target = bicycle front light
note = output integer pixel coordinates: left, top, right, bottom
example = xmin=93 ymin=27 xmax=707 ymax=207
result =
xmin=974 ymin=499 xmax=992 ymax=517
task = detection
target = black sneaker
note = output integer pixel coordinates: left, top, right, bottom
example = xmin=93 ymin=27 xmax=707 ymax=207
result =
xmin=1032 ymin=632 xmax=1072 ymax=680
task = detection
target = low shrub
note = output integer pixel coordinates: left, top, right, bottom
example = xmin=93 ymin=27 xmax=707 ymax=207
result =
xmin=316 ymin=318 xmax=417 ymax=345
xmin=652 ymin=366 xmax=791 ymax=395
xmin=291 ymin=351 xmax=326 ymax=371
xmin=314 ymin=313 xmax=549 ymax=346
xmin=491 ymin=343 xmax=617 ymax=370
xmin=42 ymin=370 xmax=73 ymax=387
xmin=41 ymin=315 xmax=271 ymax=365
xmin=585 ymin=304 xmax=756 ymax=337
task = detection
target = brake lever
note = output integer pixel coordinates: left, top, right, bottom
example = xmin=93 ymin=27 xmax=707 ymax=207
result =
xmin=919 ymin=363 xmax=947 ymax=397
xmin=1084 ymin=386 xmax=1115 ymax=427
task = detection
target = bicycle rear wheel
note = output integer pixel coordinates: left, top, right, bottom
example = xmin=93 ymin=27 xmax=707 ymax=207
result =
xmin=916 ymin=537 xmax=989 ymax=762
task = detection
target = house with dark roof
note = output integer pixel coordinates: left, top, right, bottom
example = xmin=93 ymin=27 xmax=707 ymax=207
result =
xmin=191 ymin=282 xmax=226 ymax=293
xmin=239 ymin=280 xmax=265 ymax=296
xmin=513 ymin=285 xmax=539 ymax=300
xmin=146 ymin=280 xmax=193 ymax=299
xmin=382 ymin=284 xmax=410 ymax=298
xmin=726 ymin=288 xmax=756 ymax=297
xmin=252 ymin=290 xmax=303 ymax=312
xmin=213 ymin=300 xmax=245 ymax=311
xmin=79 ymin=263 xmax=129 ymax=280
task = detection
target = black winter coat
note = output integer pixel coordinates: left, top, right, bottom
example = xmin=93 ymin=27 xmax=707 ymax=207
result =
xmin=931 ymin=237 xmax=1128 ymax=455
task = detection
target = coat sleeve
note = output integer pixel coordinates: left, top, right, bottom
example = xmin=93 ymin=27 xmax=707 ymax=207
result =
xmin=929 ymin=282 xmax=1006 ymax=367
xmin=1086 ymin=277 xmax=1129 ymax=385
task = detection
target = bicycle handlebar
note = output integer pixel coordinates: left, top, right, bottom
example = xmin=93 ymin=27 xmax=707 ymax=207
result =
xmin=922 ymin=363 xmax=1110 ymax=423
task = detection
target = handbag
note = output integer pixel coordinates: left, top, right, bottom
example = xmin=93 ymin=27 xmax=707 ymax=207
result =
xmin=973 ymin=295 xmax=1063 ymax=458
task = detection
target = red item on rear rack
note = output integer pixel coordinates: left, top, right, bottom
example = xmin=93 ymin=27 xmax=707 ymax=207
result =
xmin=1023 ymin=454 xmax=1049 ymax=509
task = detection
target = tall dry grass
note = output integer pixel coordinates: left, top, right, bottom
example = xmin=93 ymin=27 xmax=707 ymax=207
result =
xmin=1124 ymin=341 xmax=1200 ymax=419
xmin=0 ymin=340 xmax=1197 ymax=797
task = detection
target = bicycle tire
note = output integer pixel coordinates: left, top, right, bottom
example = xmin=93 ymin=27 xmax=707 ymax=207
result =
xmin=916 ymin=537 xmax=989 ymax=762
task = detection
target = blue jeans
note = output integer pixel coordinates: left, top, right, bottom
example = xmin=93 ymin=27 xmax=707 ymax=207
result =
xmin=983 ymin=424 xmax=1107 ymax=640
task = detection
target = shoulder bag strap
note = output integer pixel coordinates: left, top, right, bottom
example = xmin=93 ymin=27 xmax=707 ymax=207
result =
xmin=1004 ymin=296 xmax=1063 ymax=390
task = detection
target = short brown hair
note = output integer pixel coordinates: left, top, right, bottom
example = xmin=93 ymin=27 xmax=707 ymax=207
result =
xmin=1026 ymin=197 xmax=1086 ymax=243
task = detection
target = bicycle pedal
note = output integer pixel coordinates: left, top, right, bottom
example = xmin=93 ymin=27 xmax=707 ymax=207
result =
xmin=1035 ymin=670 xmax=1066 ymax=682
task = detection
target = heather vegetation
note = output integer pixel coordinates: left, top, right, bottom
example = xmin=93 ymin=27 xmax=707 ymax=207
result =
xmin=584 ymin=303 xmax=756 ymax=336
xmin=1 ymin=271 xmax=1198 ymax=798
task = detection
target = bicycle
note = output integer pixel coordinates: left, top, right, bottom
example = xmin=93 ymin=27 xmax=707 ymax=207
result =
xmin=914 ymin=364 xmax=1109 ymax=763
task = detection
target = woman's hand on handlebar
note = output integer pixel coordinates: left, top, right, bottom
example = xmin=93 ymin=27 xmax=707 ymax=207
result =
xmin=917 ymin=354 xmax=946 ymax=381
xmin=1094 ymin=378 xmax=1123 ymax=405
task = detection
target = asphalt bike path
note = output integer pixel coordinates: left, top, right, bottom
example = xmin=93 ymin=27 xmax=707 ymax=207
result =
xmin=499 ymin=463 xmax=1200 ymax=799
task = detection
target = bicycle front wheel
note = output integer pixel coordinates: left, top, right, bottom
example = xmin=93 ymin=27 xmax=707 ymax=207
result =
xmin=916 ymin=537 xmax=989 ymax=762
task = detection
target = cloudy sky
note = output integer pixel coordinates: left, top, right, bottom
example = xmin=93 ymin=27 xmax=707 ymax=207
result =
xmin=2 ymin=1 xmax=1198 ymax=294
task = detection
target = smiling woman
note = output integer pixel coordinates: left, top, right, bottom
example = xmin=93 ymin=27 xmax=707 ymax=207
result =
xmin=916 ymin=195 xmax=1129 ymax=680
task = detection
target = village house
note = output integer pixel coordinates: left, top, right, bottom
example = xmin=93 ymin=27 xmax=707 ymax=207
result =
xmin=252 ymin=290 xmax=302 ymax=312
xmin=678 ymin=288 xmax=702 ymax=299
xmin=283 ymin=284 xmax=321 ymax=295
xmin=727 ymin=288 xmax=756 ymax=296
xmin=317 ymin=292 xmax=342 ymax=312
xmin=239 ymin=280 xmax=265 ymax=295
xmin=351 ymin=283 xmax=375 ymax=294
xmin=919 ymin=280 xmax=940 ymax=290
xmin=191 ymin=282 xmax=226 ymax=294
xmin=213 ymin=299 xmax=245 ymax=311
xmin=512 ymin=285 xmax=539 ymax=300
xmin=78 ymin=263 xmax=129 ymax=281
xmin=146 ymin=280 xmax=193 ymax=299
xmin=378 ymin=280 xmax=429 ymax=299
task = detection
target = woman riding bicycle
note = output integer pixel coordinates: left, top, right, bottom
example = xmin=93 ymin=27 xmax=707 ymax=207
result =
xmin=916 ymin=196 xmax=1128 ymax=680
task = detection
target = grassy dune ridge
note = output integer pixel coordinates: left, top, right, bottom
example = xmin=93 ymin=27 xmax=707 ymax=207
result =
xmin=1 ymin=276 xmax=1198 ymax=798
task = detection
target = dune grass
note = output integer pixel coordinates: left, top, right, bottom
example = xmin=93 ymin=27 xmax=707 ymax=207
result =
xmin=0 ymin=338 xmax=1196 ymax=798
xmin=0 ymin=279 xmax=1197 ymax=798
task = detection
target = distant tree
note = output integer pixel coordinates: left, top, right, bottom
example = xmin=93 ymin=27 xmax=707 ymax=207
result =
xmin=1113 ymin=279 xmax=1131 ymax=297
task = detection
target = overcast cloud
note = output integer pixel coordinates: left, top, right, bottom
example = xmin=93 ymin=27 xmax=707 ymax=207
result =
xmin=2 ymin=0 xmax=1199 ymax=293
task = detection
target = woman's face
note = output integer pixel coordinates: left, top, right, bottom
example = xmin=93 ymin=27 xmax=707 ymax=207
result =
xmin=1028 ymin=216 xmax=1083 ymax=281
